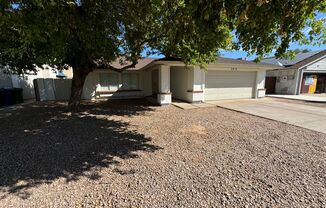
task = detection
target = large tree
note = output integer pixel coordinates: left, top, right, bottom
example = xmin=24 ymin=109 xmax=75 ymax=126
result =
xmin=0 ymin=0 xmax=325 ymax=110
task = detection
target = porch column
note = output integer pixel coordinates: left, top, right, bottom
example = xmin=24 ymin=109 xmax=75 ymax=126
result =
xmin=255 ymin=70 xmax=266 ymax=98
xmin=187 ymin=66 xmax=205 ymax=102
xmin=157 ymin=65 xmax=172 ymax=105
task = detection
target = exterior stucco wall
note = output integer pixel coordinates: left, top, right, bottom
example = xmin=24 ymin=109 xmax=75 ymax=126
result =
xmin=82 ymin=70 xmax=99 ymax=100
xmin=157 ymin=65 xmax=172 ymax=104
xmin=256 ymin=71 xmax=266 ymax=89
xmin=256 ymin=70 xmax=266 ymax=98
xmin=142 ymin=70 xmax=152 ymax=97
xmin=170 ymin=66 xmax=189 ymax=101
xmin=187 ymin=67 xmax=205 ymax=102
xmin=82 ymin=69 xmax=148 ymax=100
xmin=266 ymin=69 xmax=299 ymax=94
xmin=170 ymin=66 xmax=205 ymax=102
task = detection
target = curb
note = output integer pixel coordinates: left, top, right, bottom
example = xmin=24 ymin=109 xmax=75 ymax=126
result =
xmin=266 ymin=95 xmax=326 ymax=103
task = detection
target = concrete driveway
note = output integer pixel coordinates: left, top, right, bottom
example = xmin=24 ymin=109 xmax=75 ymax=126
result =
xmin=209 ymin=98 xmax=326 ymax=134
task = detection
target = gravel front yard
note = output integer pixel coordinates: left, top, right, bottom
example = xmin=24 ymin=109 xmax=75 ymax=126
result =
xmin=0 ymin=99 xmax=325 ymax=207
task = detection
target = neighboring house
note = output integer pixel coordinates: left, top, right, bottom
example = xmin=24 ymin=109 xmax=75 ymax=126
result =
xmin=0 ymin=68 xmax=13 ymax=89
xmin=262 ymin=50 xmax=326 ymax=95
xmin=78 ymin=57 xmax=278 ymax=105
xmin=0 ymin=66 xmax=73 ymax=100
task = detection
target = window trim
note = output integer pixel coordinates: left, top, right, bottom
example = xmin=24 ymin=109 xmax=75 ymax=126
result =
xmin=97 ymin=71 xmax=141 ymax=93
xmin=99 ymin=72 xmax=119 ymax=91
xmin=121 ymin=72 xmax=140 ymax=90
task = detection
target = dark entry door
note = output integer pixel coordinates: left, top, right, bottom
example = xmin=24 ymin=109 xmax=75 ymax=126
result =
xmin=316 ymin=75 xmax=326 ymax=93
xmin=265 ymin=77 xmax=276 ymax=94
xmin=301 ymin=75 xmax=309 ymax=94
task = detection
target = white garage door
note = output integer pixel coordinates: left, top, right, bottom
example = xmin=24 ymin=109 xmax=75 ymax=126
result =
xmin=205 ymin=70 xmax=256 ymax=101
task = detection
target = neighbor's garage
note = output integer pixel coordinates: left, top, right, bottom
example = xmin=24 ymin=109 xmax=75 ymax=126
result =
xmin=204 ymin=70 xmax=256 ymax=101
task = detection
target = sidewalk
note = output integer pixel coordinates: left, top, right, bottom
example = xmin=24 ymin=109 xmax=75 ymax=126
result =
xmin=266 ymin=94 xmax=326 ymax=103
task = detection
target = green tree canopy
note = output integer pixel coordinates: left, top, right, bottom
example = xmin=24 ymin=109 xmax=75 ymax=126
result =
xmin=0 ymin=0 xmax=325 ymax=110
xmin=293 ymin=48 xmax=312 ymax=54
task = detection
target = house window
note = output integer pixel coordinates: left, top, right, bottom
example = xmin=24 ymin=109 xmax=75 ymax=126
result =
xmin=100 ymin=73 xmax=119 ymax=91
xmin=122 ymin=73 xmax=139 ymax=90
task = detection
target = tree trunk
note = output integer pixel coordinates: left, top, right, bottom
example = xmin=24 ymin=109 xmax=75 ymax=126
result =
xmin=68 ymin=67 xmax=91 ymax=111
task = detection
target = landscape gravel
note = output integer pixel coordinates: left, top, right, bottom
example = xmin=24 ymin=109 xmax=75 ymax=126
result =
xmin=0 ymin=99 xmax=325 ymax=207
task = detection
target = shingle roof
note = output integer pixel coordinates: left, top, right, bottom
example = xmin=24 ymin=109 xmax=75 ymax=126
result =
xmin=110 ymin=55 xmax=282 ymax=71
xmin=110 ymin=57 xmax=156 ymax=70
xmin=157 ymin=56 xmax=279 ymax=68
xmin=261 ymin=50 xmax=326 ymax=68
xmin=287 ymin=50 xmax=326 ymax=69
xmin=214 ymin=57 xmax=279 ymax=67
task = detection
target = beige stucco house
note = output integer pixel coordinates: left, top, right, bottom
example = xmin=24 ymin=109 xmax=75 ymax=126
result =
xmin=81 ymin=57 xmax=278 ymax=105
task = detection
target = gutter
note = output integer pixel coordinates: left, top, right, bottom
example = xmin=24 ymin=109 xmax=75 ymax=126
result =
xmin=142 ymin=60 xmax=284 ymax=71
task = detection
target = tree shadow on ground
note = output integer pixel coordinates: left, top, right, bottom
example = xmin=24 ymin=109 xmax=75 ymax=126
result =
xmin=0 ymin=99 xmax=161 ymax=199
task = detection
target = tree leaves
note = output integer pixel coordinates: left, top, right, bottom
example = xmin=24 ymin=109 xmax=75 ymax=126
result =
xmin=0 ymin=0 xmax=325 ymax=73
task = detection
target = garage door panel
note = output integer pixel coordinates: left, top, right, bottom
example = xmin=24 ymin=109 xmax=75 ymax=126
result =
xmin=206 ymin=81 xmax=253 ymax=88
xmin=205 ymin=70 xmax=256 ymax=101
xmin=205 ymin=88 xmax=254 ymax=100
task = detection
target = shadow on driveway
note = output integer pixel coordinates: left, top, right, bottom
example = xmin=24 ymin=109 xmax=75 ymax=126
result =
xmin=0 ymin=99 xmax=161 ymax=199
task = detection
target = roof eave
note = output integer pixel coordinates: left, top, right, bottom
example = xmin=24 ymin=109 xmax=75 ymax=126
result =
xmin=297 ymin=54 xmax=326 ymax=70
xmin=141 ymin=60 xmax=284 ymax=71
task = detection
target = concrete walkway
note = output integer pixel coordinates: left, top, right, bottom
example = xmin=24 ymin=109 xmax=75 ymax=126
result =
xmin=172 ymin=101 xmax=216 ymax=110
xmin=208 ymin=98 xmax=326 ymax=134
xmin=267 ymin=94 xmax=326 ymax=103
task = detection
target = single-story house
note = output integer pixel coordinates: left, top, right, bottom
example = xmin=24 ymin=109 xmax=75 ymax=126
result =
xmin=79 ymin=57 xmax=279 ymax=105
xmin=262 ymin=50 xmax=326 ymax=95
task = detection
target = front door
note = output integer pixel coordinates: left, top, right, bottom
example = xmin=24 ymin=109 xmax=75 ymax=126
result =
xmin=316 ymin=75 xmax=326 ymax=93
xmin=301 ymin=75 xmax=310 ymax=94
xmin=265 ymin=77 xmax=276 ymax=94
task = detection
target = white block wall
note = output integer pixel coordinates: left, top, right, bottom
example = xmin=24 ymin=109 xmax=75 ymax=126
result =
xmin=157 ymin=65 xmax=171 ymax=104
xmin=255 ymin=70 xmax=266 ymax=98
xmin=170 ymin=66 xmax=189 ymax=101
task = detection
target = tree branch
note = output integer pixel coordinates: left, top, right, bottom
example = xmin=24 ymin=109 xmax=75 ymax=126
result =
xmin=90 ymin=58 xmax=138 ymax=73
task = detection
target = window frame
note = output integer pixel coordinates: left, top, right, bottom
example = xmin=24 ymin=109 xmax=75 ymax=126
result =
xmin=121 ymin=72 xmax=140 ymax=90
xmin=99 ymin=72 xmax=119 ymax=92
